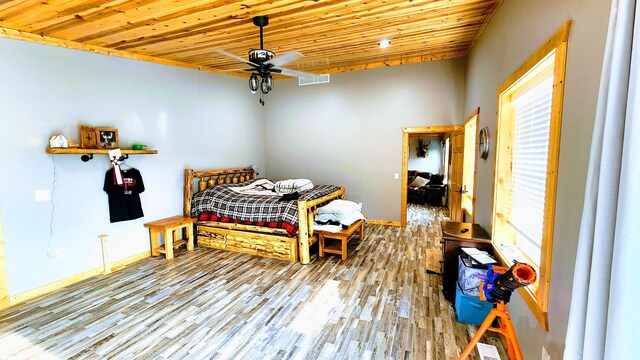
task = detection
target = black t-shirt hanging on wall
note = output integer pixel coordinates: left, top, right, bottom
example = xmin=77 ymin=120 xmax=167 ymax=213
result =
xmin=103 ymin=168 xmax=145 ymax=223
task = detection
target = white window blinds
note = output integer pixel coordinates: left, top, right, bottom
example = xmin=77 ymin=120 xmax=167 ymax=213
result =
xmin=507 ymin=75 xmax=554 ymax=265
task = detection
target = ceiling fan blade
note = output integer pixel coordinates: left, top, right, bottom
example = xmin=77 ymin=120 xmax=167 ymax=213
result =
xmin=264 ymin=51 xmax=304 ymax=67
xmin=276 ymin=67 xmax=317 ymax=78
xmin=221 ymin=68 xmax=254 ymax=72
xmin=214 ymin=49 xmax=259 ymax=67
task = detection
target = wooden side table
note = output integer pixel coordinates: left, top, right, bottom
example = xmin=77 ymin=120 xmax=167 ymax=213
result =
xmin=144 ymin=216 xmax=195 ymax=259
xmin=317 ymin=219 xmax=365 ymax=261
xmin=440 ymin=221 xmax=492 ymax=302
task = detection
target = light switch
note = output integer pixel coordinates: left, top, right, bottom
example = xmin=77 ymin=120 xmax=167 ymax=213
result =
xmin=35 ymin=189 xmax=51 ymax=202
xmin=394 ymin=173 xmax=399 ymax=179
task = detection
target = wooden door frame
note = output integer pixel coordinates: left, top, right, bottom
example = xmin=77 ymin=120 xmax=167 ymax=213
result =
xmin=462 ymin=108 xmax=480 ymax=222
xmin=401 ymin=125 xmax=462 ymax=226
xmin=0 ymin=212 xmax=9 ymax=310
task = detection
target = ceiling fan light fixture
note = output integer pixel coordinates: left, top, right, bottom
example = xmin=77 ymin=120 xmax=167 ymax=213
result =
xmin=265 ymin=75 xmax=273 ymax=90
xmin=378 ymin=38 xmax=391 ymax=48
xmin=261 ymin=74 xmax=272 ymax=94
xmin=249 ymin=74 xmax=259 ymax=93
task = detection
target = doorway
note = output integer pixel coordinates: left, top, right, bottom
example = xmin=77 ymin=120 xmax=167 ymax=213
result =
xmin=401 ymin=125 xmax=461 ymax=226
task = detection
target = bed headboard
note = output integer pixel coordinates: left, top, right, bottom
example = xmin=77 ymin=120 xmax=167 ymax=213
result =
xmin=184 ymin=167 xmax=256 ymax=217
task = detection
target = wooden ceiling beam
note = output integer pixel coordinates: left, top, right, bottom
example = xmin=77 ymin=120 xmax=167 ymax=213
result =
xmin=0 ymin=26 xmax=222 ymax=74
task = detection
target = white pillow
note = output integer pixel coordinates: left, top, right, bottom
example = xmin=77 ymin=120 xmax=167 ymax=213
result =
xmin=409 ymin=176 xmax=429 ymax=188
xmin=274 ymin=179 xmax=314 ymax=194
xmin=339 ymin=211 xmax=365 ymax=226
xmin=316 ymin=200 xmax=362 ymax=216
xmin=315 ymin=210 xmax=364 ymax=226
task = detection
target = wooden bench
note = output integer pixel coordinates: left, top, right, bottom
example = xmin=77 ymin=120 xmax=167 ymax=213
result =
xmin=144 ymin=216 xmax=195 ymax=259
xmin=317 ymin=219 xmax=365 ymax=261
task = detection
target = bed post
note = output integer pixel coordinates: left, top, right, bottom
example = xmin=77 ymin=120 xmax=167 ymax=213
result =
xmin=297 ymin=200 xmax=310 ymax=264
xmin=184 ymin=168 xmax=193 ymax=217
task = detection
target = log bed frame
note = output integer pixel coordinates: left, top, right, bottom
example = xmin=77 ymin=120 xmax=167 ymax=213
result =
xmin=184 ymin=167 xmax=345 ymax=264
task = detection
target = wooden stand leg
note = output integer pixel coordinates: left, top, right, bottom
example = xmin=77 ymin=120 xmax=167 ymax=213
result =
xmin=150 ymin=230 xmax=160 ymax=257
xmin=319 ymin=234 xmax=325 ymax=257
xmin=165 ymin=229 xmax=174 ymax=259
xmin=173 ymin=227 xmax=180 ymax=246
xmin=359 ymin=221 xmax=364 ymax=240
xmin=341 ymin=237 xmax=347 ymax=261
xmin=186 ymin=223 xmax=194 ymax=251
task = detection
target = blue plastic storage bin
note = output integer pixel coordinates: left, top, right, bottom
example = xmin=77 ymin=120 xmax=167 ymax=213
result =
xmin=458 ymin=255 xmax=488 ymax=297
xmin=455 ymin=284 xmax=493 ymax=326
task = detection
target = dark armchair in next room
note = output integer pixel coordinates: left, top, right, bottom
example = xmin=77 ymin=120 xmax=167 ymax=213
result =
xmin=423 ymin=174 xmax=447 ymax=206
xmin=407 ymin=170 xmax=429 ymax=204
xmin=407 ymin=171 xmax=447 ymax=205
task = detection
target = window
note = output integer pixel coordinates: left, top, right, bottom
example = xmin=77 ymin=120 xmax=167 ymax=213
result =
xmin=491 ymin=21 xmax=571 ymax=330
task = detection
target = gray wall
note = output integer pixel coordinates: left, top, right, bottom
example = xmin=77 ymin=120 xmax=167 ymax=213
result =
xmin=0 ymin=38 xmax=264 ymax=295
xmin=408 ymin=137 xmax=442 ymax=174
xmin=264 ymin=59 xmax=466 ymax=221
xmin=464 ymin=0 xmax=611 ymax=358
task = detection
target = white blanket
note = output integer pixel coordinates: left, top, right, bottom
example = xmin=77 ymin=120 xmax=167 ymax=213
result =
xmin=229 ymin=179 xmax=279 ymax=196
xmin=313 ymin=223 xmax=343 ymax=233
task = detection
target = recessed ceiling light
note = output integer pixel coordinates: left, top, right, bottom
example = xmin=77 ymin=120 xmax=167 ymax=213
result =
xmin=378 ymin=39 xmax=391 ymax=48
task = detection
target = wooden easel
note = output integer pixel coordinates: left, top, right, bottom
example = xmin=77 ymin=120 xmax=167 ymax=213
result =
xmin=458 ymin=300 xmax=523 ymax=360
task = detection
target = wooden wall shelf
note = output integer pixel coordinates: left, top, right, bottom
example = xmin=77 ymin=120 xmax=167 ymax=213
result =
xmin=46 ymin=148 xmax=158 ymax=155
xmin=46 ymin=148 xmax=158 ymax=162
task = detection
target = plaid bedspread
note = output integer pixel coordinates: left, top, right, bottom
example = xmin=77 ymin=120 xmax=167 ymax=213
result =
xmin=191 ymin=180 xmax=341 ymax=226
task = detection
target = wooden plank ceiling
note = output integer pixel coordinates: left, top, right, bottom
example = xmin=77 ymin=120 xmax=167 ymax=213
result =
xmin=0 ymin=0 xmax=502 ymax=76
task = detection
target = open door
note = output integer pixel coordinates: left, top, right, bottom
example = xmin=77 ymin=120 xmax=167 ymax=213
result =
xmin=461 ymin=109 xmax=479 ymax=222
xmin=449 ymin=128 xmax=465 ymax=222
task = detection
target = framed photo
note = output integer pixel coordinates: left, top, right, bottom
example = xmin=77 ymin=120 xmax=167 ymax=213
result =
xmin=79 ymin=125 xmax=97 ymax=149
xmin=95 ymin=127 xmax=119 ymax=149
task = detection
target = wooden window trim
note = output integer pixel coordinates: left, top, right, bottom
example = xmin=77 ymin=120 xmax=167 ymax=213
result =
xmin=490 ymin=20 xmax=571 ymax=331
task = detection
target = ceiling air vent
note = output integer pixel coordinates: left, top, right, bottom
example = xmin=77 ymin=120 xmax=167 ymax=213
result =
xmin=298 ymin=74 xmax=330 ymax=86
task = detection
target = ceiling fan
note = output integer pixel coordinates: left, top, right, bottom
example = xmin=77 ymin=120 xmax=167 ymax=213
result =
xmin=216 ymin=16 xmax=316 ymax=106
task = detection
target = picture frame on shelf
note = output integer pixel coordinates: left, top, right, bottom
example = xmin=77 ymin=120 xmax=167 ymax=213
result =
xmin=79 ymin=125 xmax=97 ymax=149
xmin=95 ymin=127 xmax=119 ymax=149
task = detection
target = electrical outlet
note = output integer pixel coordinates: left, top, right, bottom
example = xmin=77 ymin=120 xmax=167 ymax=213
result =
xmin=35 ymin=189 xmax=51 ymax=202
xmin=55 ymin=248 xmax=65 ymax=260
xmin=542 ymin=346 xmax=550 ymax=360
xmin=394 ymin=173 xmax=399 ymax=179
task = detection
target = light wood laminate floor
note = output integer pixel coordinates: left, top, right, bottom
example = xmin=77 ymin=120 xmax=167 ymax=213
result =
xmin=0 ymin=205 xmax=505 ymax=359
